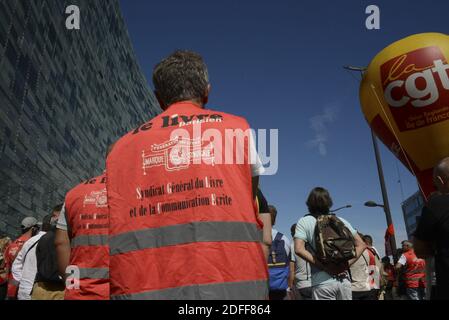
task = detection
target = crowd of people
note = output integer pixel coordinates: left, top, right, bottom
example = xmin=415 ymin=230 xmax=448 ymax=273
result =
xmin=0 ymin=50 xmax=448 ymax=300
xmin=261 ymin=187 xmax=432 ymax=301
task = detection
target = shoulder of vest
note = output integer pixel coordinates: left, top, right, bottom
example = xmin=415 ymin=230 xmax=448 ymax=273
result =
xmin=204 ymin=108 xmax=250 ymax=125
xmin=94 ymin=173 xmax=107 ymax=182
xmin=65 ymin=181 xmax=86 ymax=201
xmin=66 ymin=176 xmax=100 ymax=199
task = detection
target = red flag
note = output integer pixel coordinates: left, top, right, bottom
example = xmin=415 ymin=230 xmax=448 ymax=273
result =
xmin=384 ymin=224 xmax=395 ymax=256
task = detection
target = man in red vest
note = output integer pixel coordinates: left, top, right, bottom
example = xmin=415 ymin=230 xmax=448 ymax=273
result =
xmin=4 ymin=217 xmax=39 ymax=299
xmin=395 ymin=240 xmax=426 ymax=300
xmin=106 ymin=50 xmax=269 ymax=299
xmin=55 ymin=171 xmax=110 ymax=300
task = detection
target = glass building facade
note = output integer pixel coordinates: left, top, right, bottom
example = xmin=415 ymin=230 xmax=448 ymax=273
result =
xmin=0 ymin=0 xmax=161 ymax=237
xmin=401 ymin=191 xmax=425 ymax=239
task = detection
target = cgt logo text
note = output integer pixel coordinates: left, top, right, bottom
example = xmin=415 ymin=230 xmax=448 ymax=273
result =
xmin=380 ymin=46 xmax=449 ymax=131
xmin=382 ymin=46 xmax=449 ymax=108
xmin=83 ymin=188 xmax=108 ymax=207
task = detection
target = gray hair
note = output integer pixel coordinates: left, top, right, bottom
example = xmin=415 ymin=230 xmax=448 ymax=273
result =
xmin=152 ymin=50 xmax=209 ymax=107
xmin=401 ymin=240 xmax=413 ymax=248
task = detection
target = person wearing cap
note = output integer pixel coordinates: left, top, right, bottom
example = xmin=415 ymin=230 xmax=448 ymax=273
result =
xmin=4 ymin=216 xmax=39 ymax=299
xmin=12 ymin=216 xmax=49 ymax=300
xmin=31 ymin=204 xmax=65 ymax=300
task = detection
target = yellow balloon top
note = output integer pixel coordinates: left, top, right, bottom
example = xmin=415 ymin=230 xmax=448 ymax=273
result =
xmin=360 ymin=33 xmax=449 ymax=174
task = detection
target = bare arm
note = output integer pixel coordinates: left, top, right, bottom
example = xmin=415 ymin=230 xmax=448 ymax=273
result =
xmin=55 ymin=229 xmax=71 ymax=279
xmin=251 ymin=176 xmax=259 ymax=201
xmin=259 ymin=213 xmax=272 ymax=247
xmin=295 ymin=233 xmax=367 ymax=275
xmin=288 ymin=261 xmax=295 ymax=288
xmin=347 ymin=233 xmax=367 ymax=267
xmin=258 ymin=213 xmax=272 ymax=261
xmin=294 ymin=238 xmax=327 ymax=272
xmin=252 ymin=176 xmax=271 ymax=260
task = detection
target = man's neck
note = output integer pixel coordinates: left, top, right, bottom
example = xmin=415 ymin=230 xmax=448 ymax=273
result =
xmin=166 ymin=100 xmax=204 ymax=110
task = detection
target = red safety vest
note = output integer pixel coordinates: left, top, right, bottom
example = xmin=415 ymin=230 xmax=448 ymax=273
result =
xmin=403 ymin=250 xmax=426 ymax=288
xmin=5 ymin=234 xmax=31 ymax=299
xmin=107 ymin=102 xmax=268 ymax=299
xmin=64 ymin=173 xmax=109 ymax=300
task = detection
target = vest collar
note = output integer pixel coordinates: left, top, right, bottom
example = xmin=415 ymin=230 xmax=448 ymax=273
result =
xmin=166 ymin=101 xmax=204 ymax=111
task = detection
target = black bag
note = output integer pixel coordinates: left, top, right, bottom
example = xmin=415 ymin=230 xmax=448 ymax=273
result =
xmin=313 ymin=214 xmax=356 ymax=265
xmin=35 ymin=230 xmax=62 ymax=283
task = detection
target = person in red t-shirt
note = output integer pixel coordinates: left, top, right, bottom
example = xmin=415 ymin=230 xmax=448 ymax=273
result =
xmin=381 ymin=256 xmax=398 ymax=300
xmin=0 ymin=235 xmax=12 ymax=300
xmin=4 ymin=217 xmax=39 ymax=300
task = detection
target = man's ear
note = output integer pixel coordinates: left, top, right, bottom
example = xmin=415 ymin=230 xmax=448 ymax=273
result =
xmin=154 ymin=90 xmax=166 ymax=110
xmin=437 ymin=175 xmax=445 ymax=187
xmin=202 ymin=84 xmax=211 ymax=106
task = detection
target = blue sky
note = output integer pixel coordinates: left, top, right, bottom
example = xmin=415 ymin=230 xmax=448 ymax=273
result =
xmin=119 ymin=0 xmax=449 ymax=255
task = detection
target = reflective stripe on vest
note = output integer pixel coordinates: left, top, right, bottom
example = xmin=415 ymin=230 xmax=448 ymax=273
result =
xmin=403 ymin=250 xmax=426 ymax=287
xmin=71 ymin=235 xmax=109 ymax=248
xmin=111 ymin=279 xmax=268 ymax=300
xmin=110 ymin=221 xmax=262 ymax=255
xmin=407 ymin=277 xmax=425 ymax=282
xmin=407 ymin=269 xmax=426 ymax=274
xmin=64 ymin=173 xmax=109 ymax=300
xmin=78 ymin=268 xmax=109 ymax=280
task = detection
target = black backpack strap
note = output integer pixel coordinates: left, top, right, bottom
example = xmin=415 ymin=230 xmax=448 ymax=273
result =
xmin=361 ymin=250 xmax=369 ymax=266
xmin=274 ymin=232 xmax=283 ymax=242
xmin=363 ymin=247 xmax=379 ymax=266
xmin=370 ymin=247 xmax=381 ymax=260
xmin=22 ymin=238 xmax=41 ymax=265
xmin=306 ymin=261 xmax=310 ymax=281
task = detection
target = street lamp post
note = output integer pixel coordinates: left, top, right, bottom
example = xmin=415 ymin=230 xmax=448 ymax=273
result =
xmin=331 ymin=205 xmax=352 ymax=213
xmin=370 ymin=130 xmax=398 ymax=260
xmin=365 ymin=200 xmax=398 ymax=262
xmin=343 ymin=65 xmax=398 ymax=262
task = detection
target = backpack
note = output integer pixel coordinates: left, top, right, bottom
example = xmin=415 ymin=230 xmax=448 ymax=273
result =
xmin=35 ymin=230 xmax=62 ymax=283
xmin=313 ymin=214 xmax=356 ymax=265
xmin=268 ymin=232 xmax=290 ymax=291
